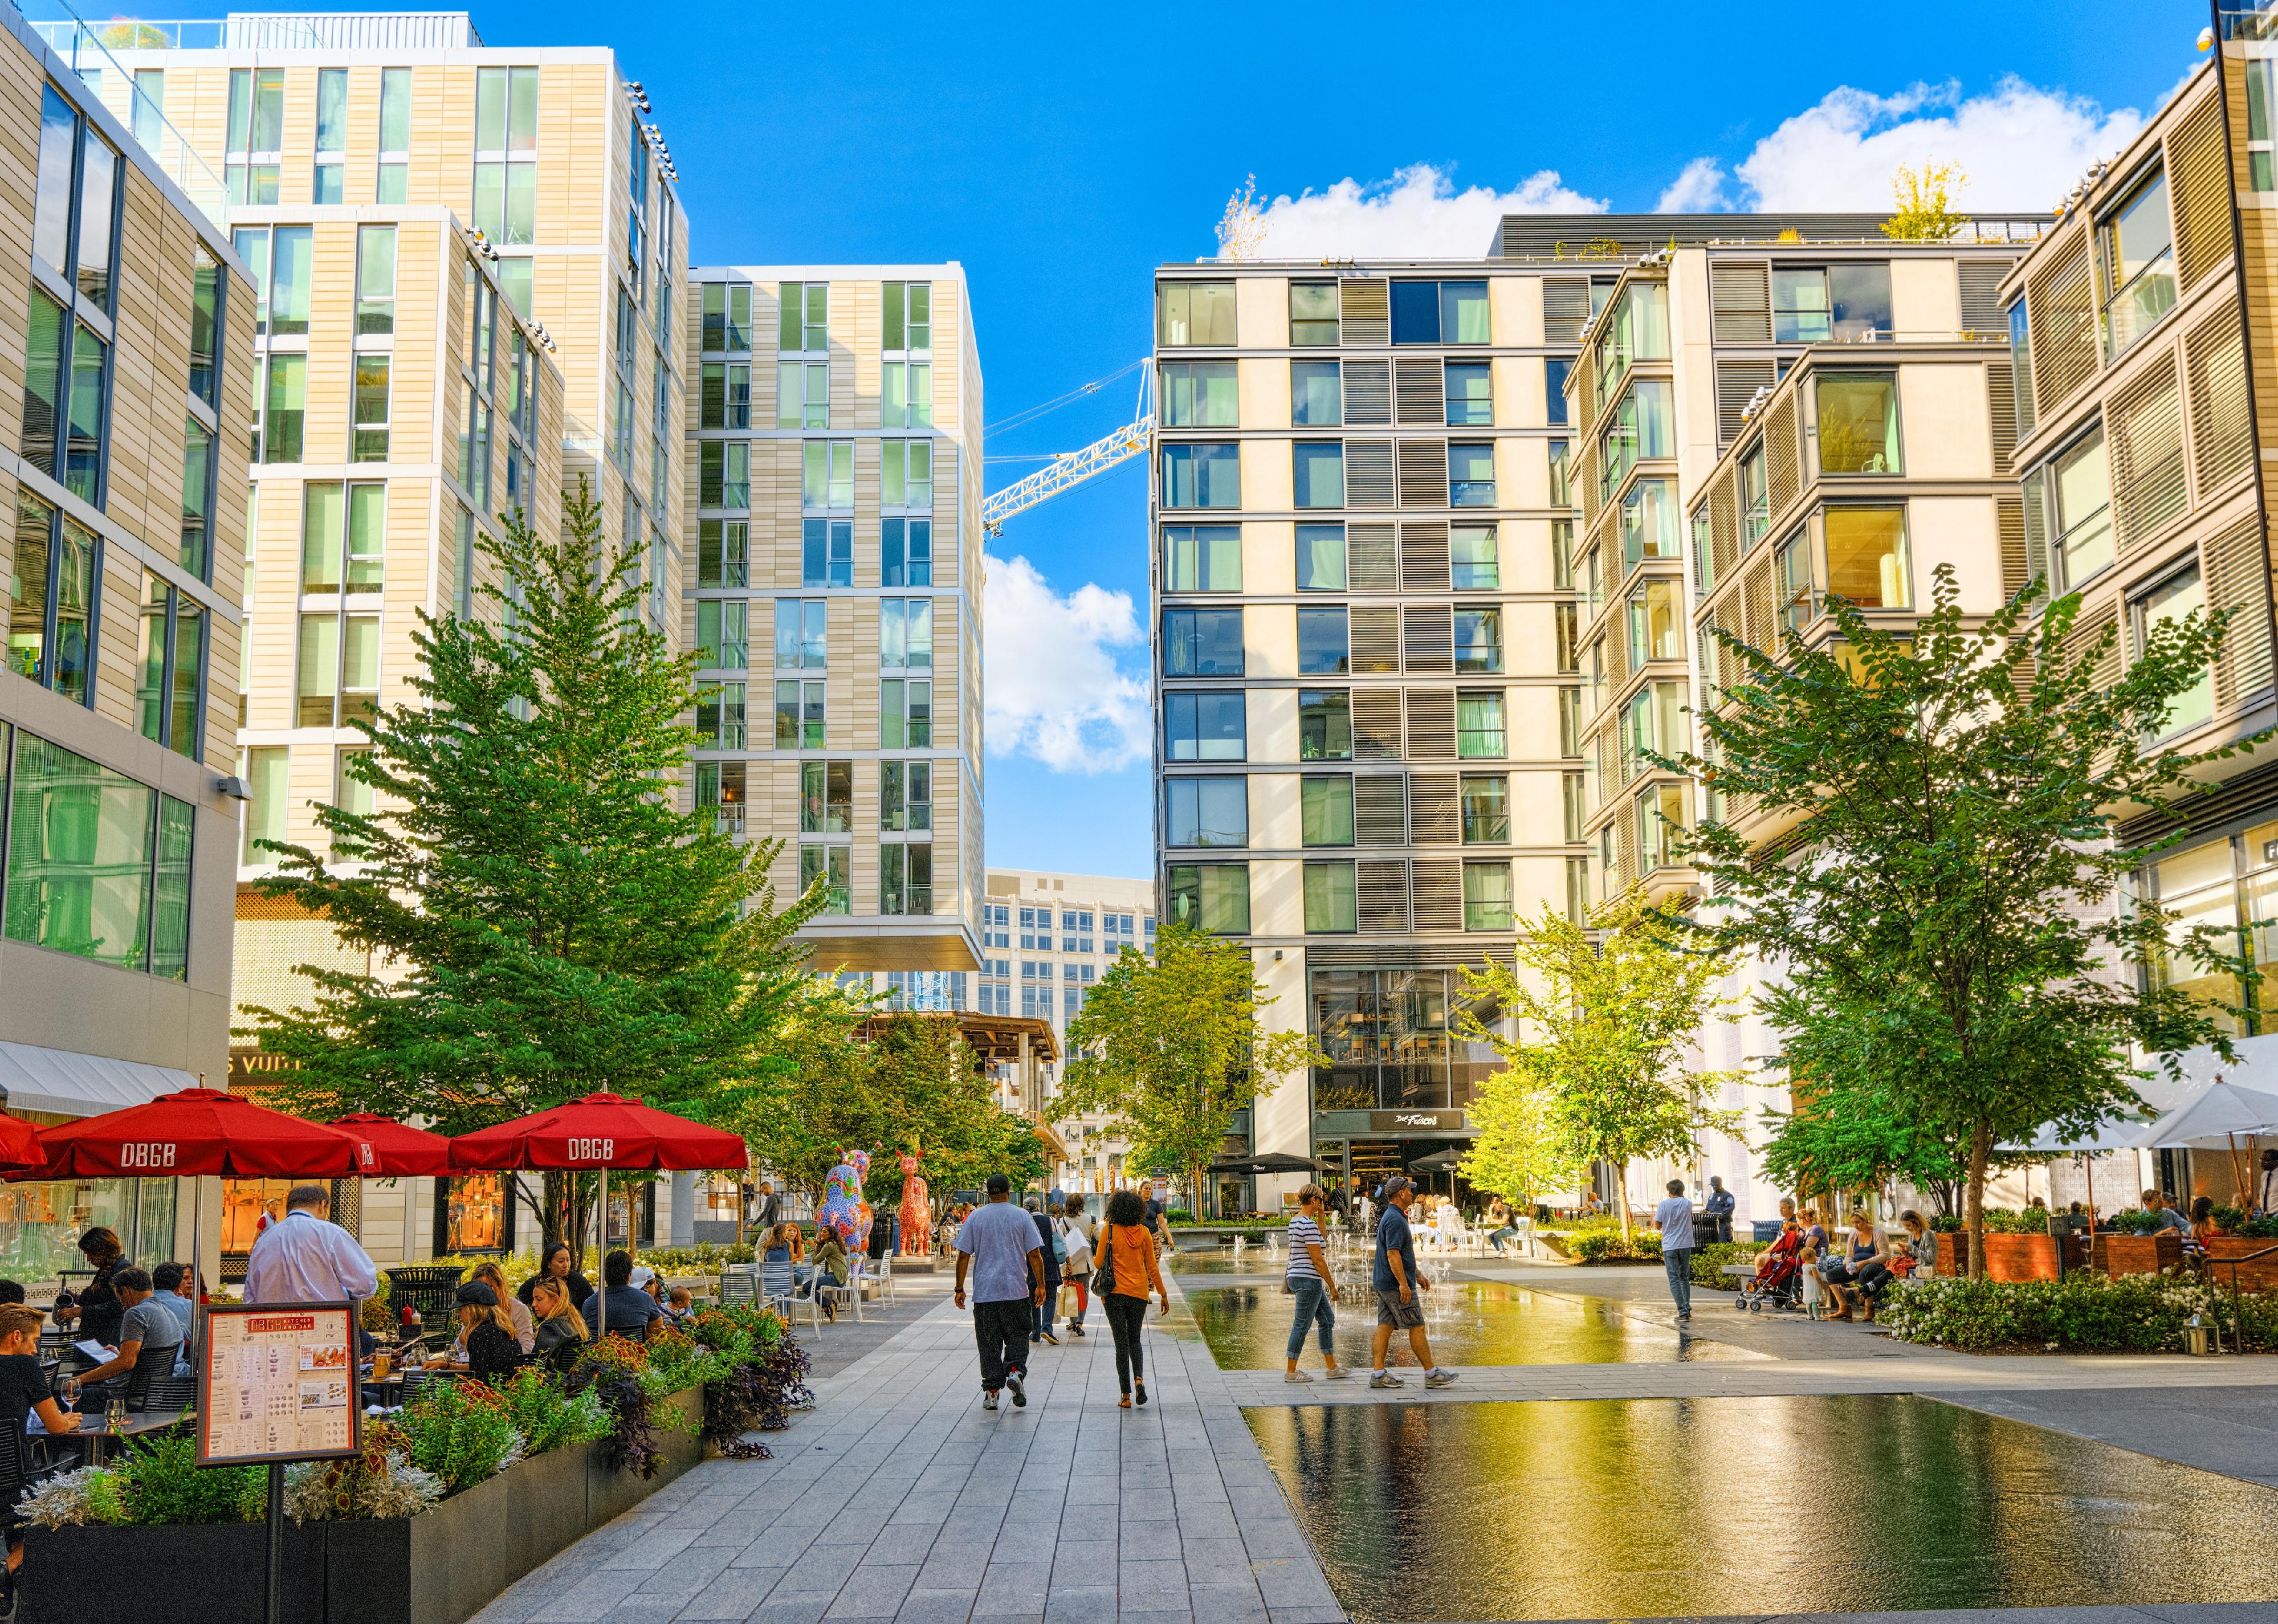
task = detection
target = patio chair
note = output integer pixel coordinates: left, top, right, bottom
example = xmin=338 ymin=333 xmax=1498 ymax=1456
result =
xmin=822 ymin=1258 xmax=865 ymax=1323
xmin=760 ymin=1261 xmax=821 ymax=1329
xmin=718 ymin=1267 xmax=759 ymax=1307
xmin=868 ymin=1250 xmax=897 ymax=1303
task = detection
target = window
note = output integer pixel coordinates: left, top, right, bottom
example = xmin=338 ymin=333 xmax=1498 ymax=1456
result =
xmin=698 ymin=521 xmax=748 ymax=589
xmin=1448 ymin=443 xmax=1495 ymax=507
xmin=1462 ymin=862 xmax=1513 ymax=931
xmin=5 ymin=732 xmax=194 ymax=976
xmin=766 ymin=680 xmax=817 ymax=749
xmin=2007 ymin=299 xmax=2036 ymax=436
xmin=1543 ymin=358 xmax=1570 ymax=426
xmin=313 ymin=68 xmax=347 ymax=202
xmin=1459 ymin=774 xmax=1509 ymax=844
xmin=1444 ymin=524 xmax=1498 ymax=591
xmin=699 ymin=441 xmax=749 ymax=508
xmin=701 ymin=364 xmax=751 ymax=429
xmin=1775 ymin=529 xmax=1815 ymax=635
xmin=73 ymin=129 xmax=116 ymax=311
xmin=1595 ymin=281 xmax=1670 ymax=399
xmin=881 ymin=844 xmax=934 ymax=917
xmin=1458 ymin=691 xmax=1505 ymax=758
xmin=1165 ymin=691 xmax=1245 ymax=761
xmin=1299 ymin=691 xmax=1351 ymax=761
xmin=235 ymin=744 xmax=286 ymax=867
xmin=883 ymin=281 xmax=930 ymax=350
xmin=1391 ymin=280 xmax=1488 ymax=345
xmin=189 ymin=250 xmax=221 ymax=408
xmin=1620 ymin=479 xmax=1680 ymax=570
xmin=880 ymin=678 xmax=932 ymax=748
xmin=881 ymin=519 xmax=932 ymax=588
xmin=1290 ymin=281 xmax=1338 ymax=345
xmin=801 ymin=519 xmax=852 ymax=587
xmin=2099 ymin=169 xmax=2177 ymax=361
xmin=882 ymin=361 xmax=931 ymax=428
xmin=1772 ymin=264 xmax=1892 ymax=344
xmin=802 ymin=440 xmax=855 ymax=511
xmin=1617 ymin=684 xmax=1684 ymax=777
xmin=1294 ymin=524 xmax=1347 ymax=591
xmin=376 ymin=67 xmax=410 ymax=203
xmin=1158 ymin=281 xmax=1235 ymax=346
xmin=62 ymin=320 xmax=106 ymax=503
xmin=300 ymin=482 xmax=385 ymax=593
xmin=800 ymin=844 xmax=850 ymax=914
xmin=132 ymin=68 xmax=163 ymax=150
xmin=178 ymin=418 xmax=214 ymax=578
xmin=472 ymin=67 xmax=538 ymax=245
xmin=1738 ymin=444 xmax=1770 ymax=546
xmin=224 ymin=67 xmax=283 ymax=203
xmin=1166 ymin=777 xmax=1248 ymax=847
xmin=1599 ymin=381 xmax=1672 ymax=501
xmin=773 ymin=599 xmax=826 ymax=669
xmin=21 ymin=289 xmax=64 ymax=477
xmin=1293 ymin=443 xmax=1344 ymax=509
xmin=1453 ymin=607 xmax=1502 ymax=674
xmin=1445 ymin=363 xmax=1492 ymax=427
xmin=799 ymin=761 xmax=853 ymax=834
xmin=1167 ymin=864 xmax=1249 ymax=933
xmin=883 ymin=441 xmax=932 ymax=508
xmin=1296 ymin=606 xmax=1349 ymax=675
xmin=1163 ymin=525 xmax=1241 ymax=590
xmin=879 ymin=760 xmax=932 ymax=834
xmin=1558 ymin=687 xmax=1583 ymax=758
xmin=133 ymin=572 xmax=203 ymax=760
xmin=1162 ymin=443 xmax=1240 ymax=508
xmin=348 ymin=226 xmax=397 ymax=341
xmin=1639 ymin=781 xmax=1689 ymax=871
xmin=1816 ymin=373 xmax=1901 ymax=475
xmin=1163 ymin=607 xmax=1245 ymax=676
xmin=5 ymin=495 xmax=94 ymax=703
xmin=352 ymin=354 xmax=390 ymax=462
xmin=1162 ymin=361 xmax=1238 ymax=427
xmin=880 ymin=599 xmax=933 ymax=670
xmin=778 ymin=282 xmax=829 ymax=351
xmin=775 ymin=360 xmax=826 ymax=429
xmin=1628 ymin=580 xmax=1681 ymax=663
xmin=1549 ymin=439 xmax=1571 ymax=508
xmin=1299 ymin=775 xmax=1355 ymax=847
xmin=1304 ymin=862 xmax=1356 ymax=933
xmin=2045 ymin=428 xmax=2114 ymax=589
xmin=262 ymin=353 xmax=305 ymax=464
xmin=297 ymin=608 xmax=379 ymax=728
xmin=1563 ymin=771 xmax=1588 ymax=843
xmin=704 ymin=284 xmax=753 ymax=352
xmin=1289 ymin=362 xmax=1340 ymax=427
xmin=696 ymin=600 xmax=748 ymax=669
xmin=1824 ymin=506 xmax=1910 ymax=610
xmin=2132 ymin=565 xmax=2214 ymax=737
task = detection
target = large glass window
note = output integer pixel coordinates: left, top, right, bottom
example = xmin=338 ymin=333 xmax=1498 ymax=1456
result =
xmin=799 ymin=761 xmax=853 ymax=834
xmin=1599 ymin=380 xmax=1673 ymax=502
xmin=1290 ymin=362 xmax=1341 ymax=427
xmin=1627 ymin=581 xmax=1681 ymax=664
xmin=1165 ymin=691 xmax=1246 ymax=761
xmin=1163 ymin=607 xmax=1245 ymax=676
xmin=881 ymin=519 xmax=931 ymax=587
xmin=1158 ymin=281 xmax=1236 ymax=346
xmin=2099 ymin=169 xmax=2177 ymax=361
xmin=696 ymin=599 xmax=748 ymax=669
xmin=1446 ymin=362 xmax=1493 ymax=427
xmin=881 ymin=843 xmax=933 ymax=917
xmin=1163 ymin=525 xmax=1241 ymax=591
xmin=1301 ymin=776 xmax=1354 ymax=846
xmin=698 ymin=521 xmax=748 ymax=589
xmin=1621 ymin=479 xmax=1681 ymax=570
xmin=2049 ymin=428 xmax=2114 ymax=590
xmin=31 ymin=85 xmax=75 ymax=271
xmin=1461 ymin=774 xmax=1509 ymax=843
xmin=1303 ymin=862 xmax=1356 ymax=933
xmin=1595 ymin=281 xmax=1669 ymax=399
xmin=1293 ymin=443 xmax=1344 ymax=509
xmin=1448 ymin=443 xmax=1495 ymax=507
xmin=1162 ymin=361 xmax=1238 ymax=427
xmin=179 ymin=417 xmax=214 ymax=578
xmin=5 ymin=732 xmax=193 ymax=977
xmin=2007 ymin=299 xmax=2036 ymax=435
xmin=1774 ymin=264 xmax=1892 ymax=344
xmin=1450 ymin=525 xmax=1497 ymax=590
xmin=1816 ymin=373 xmax=1901 ymax=475
xmin=2132 ymin=565 xmax=2214 ymax=738
xmin=262 ymin=353 xmax=305 ymax=463
xmin=879 ymin=679 xmax=932 ymax=748
xmin=880 ymin=599 xmax=933 ymax=671
xmin=800 ymin=519 xmax=852 ymax=587
xmin=1163 ymin=443 xmax=1240 ymax=508
xmin=1289 ymin=282 xmax=1338 ymax=345
xmin=1458 ymin=690 xmax=1505 ymax=758
xmin=472 ymin=67 xmax=538 ymax=245
xmin=777 ymin=282 xmax=828 ymax=352
xmin=1297 ymin=524 xmax=1346 ymax=591
xmin=881 ymin=361 xmax=931 ymax=429
xmin=376 ymin=67 xmax=410 ymax=203
xmin=882 ymin=440 xmax=931 ymax=508
xmin=225 ymin=66 xmax=283 ymax=203
xmin=772 ymin=599 xmax=825 ymax=669
xmin=881 ymin=760 xmax=931 ymax=833
xmin=1391 ymin=280 xmax=1488 ymax=344
xmin=1453 ymin=608 xmax=1502 ymax=674
xmin=135 ymin=572 xmax=205 ymax=761
xmin=1166 ymin=777 xmax=1248 ymax=848
xmin=703 ymin=284 xmax=753 ymax=352
xmin=1299 ymin=691 xmax=1351 ymax=760
xmin=800 ymin=844 xmax=850 ymax=913
xmin=1639 ymin=781 xmax=1690 ymax=871
xmin=1824 ymin=506 xmax=1911 ymax=610
xmin=1296 ymin=607 xmax=1349 ymax=675
xmin=1462 ymin=861 xmax=1513 ymax=931
xmin=1167 ymin=864 xmax=1249 ymax=933
xmin=298 ymin=610 xmax=379 ymax=728
xmin=5 ymin=495 xmax=95 ymax=704
xmin=1738 ymin=444 xmax=1770 ymax=548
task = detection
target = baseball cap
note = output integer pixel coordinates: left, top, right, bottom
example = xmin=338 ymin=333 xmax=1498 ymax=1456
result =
xmin=628 ymin=1265 xmax=657 ymax=1290
xmin=985 ymin=1173 xmax=1011 ymax=1195
xmin=454 ymin=1280 xmax=499 ymax=1307
xmin=1382 ymin=1176 xmax=1413 ymax=1201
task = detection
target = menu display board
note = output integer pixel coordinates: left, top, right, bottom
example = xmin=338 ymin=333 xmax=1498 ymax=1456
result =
xmin=197 ymin=1302 xmax=362 ymax=1466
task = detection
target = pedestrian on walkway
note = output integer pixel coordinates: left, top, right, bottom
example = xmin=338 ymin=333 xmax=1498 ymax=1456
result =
xmin=1705 ymin=1176 xmax=1735 ymax=1243
xmin=1656 ymin=1178 xmax=1696 ymax=1323
xmin=953 ymin=1173 xmax=1045 ymax=1410
xmin=1098 ymin=1188 xmax=1167 ymax=1408
xmin=1058 ymin=1197 xmax=1095 ymax=1337
xmin=1025 ymin=1197 xmax=1063 ymax=1345
xmin=1283 ymin=1184 xmax=1346 ymax=1383
xmin=1369 ymin=1177 xmax=1454 ymax=1389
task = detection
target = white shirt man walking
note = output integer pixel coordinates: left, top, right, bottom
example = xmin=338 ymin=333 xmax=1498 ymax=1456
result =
xmin=1655 ymin=1178 xmax=1696 ymax=1323
xmin=243 ymin=1185 xmax=379 ymax=1306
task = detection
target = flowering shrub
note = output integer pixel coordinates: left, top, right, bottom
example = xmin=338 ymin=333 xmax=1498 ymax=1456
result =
xmin=397 ymin=1379 xmax=525 ymax=1493
xmin=496 ymin=1365 xmax=612 ymax=1456
xmin=285 ymin=1421 xmax=445 ymax=1523
xmin=1879 ymin=1272 xmax=2278 ymax=1352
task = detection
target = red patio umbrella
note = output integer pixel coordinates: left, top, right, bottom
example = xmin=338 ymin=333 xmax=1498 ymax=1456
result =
xmin=327 ymin=1112 xmax=454 ymax=1178
xmin=0 ymin=1112 xmax=43 ymax=1174
xmin=450 ymin=1093 xmax=747 ymax=1340
xmin=25 ymin=1088 xmax=376 ymax=1180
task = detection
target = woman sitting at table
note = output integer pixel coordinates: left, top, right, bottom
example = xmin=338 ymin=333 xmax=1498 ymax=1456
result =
xmin=514 ymin=1242 xmax=593 ymax=1316
xmin=433 ymin=1282 xmax=521 ymax=1381
xmin=467 ymin=1263 xmax=535 ymax=1354
xmin=50 ymin=1229 xmax=129 ymax=1349
xmin=765 ymin=1223 xmax=816 ymax=1288
xmin=528 ymin=1276 xmax=589 ymax=1369
xmin=0 ymin=1304 xmax=77 ymax=1585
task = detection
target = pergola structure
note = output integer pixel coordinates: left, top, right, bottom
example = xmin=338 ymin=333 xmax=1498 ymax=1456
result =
xmin=855 ymin=1011 xmax=1070 ymax=1167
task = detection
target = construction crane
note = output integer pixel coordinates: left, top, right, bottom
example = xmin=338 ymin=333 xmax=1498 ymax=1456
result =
xmin=981 ymin=362 xmax=1153 ymax=535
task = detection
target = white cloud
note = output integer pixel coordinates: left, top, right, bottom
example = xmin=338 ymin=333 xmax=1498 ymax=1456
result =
xmin=1236 ymin=163 xmax=1606 ymax=260
xmin=1666 ymin=77 xmax=2147 ymax=215
xmin=1655 ymin=157 xmax=1730 ymax=214
xmin=983 ymin=553 xmax=1150 ymax=774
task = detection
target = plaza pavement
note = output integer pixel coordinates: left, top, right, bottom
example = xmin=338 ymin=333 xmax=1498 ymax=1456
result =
xmin=466 ymin=1253 xmax=2278 ymax=1624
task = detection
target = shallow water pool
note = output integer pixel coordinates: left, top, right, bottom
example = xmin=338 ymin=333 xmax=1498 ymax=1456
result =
xmin=1245 ymin=1394 xmax=2278 ymax=1620
xmin=1185 ymin=1280 xmax=1758 ymax=1368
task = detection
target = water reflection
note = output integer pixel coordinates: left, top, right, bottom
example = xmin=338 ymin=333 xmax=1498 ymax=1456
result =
xmin=1187 ymin=1282 xmax=1757 ymax=1368
xmin=1246 ymin=1396 xmax=2278 ymax=1621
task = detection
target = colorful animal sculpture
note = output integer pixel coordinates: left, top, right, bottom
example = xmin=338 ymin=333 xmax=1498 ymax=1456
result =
xmin=818 ymin=1153 xmax=864 ymax=1248
xmin=898 ymin=1149 xmax=931 ymax=1257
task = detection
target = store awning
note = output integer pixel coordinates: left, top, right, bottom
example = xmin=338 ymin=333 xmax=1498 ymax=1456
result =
xmin=0 ymin=1042 xmax=196 ymax=1121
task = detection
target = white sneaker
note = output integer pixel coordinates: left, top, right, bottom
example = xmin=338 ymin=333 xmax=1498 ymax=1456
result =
xmin=1283 ymin=1370 xmax=1314 ymax=1383
xmin=1323 ymin=1366 xmax=1352 ymax=1381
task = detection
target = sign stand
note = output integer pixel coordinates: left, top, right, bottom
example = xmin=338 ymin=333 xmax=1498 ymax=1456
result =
xmin=197 ymin=1301 xmax=363 ymax=1624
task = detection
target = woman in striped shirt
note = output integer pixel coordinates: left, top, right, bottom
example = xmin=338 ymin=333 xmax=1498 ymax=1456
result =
xmin=1283 ymin=1184 xmax=1347 ymax=1382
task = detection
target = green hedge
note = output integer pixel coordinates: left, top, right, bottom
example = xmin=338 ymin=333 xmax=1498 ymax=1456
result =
xmin=1689 ymin=1242 xmax=1764 ymax=1288
xmin=1879 ymin=1273 xmax=2278 ymax=1353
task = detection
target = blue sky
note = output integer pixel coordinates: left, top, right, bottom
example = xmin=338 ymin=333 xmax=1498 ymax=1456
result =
xmin=476 ymin=0 xmax=2204 ymax=878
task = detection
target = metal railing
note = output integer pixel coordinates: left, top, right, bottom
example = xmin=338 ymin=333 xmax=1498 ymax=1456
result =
xmin=2221 ymin=2 xmax=2278 ymax=39
xmin=31 ymin=11 xmax=482 ymax=49
xmin=22 ymin=1 xmax=227 ymax=230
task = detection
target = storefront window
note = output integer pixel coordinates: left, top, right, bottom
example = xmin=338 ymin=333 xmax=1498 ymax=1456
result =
xmin=222 ymin=1177 xmax=294 ymax=1258
xmin=2154 ymin=839 xmax=2242 ymax=1035
xmin=0 ymin=1173 xmax=145 ymax=1283
xmin=438 ymin=1173 xmax=508 ymax=1252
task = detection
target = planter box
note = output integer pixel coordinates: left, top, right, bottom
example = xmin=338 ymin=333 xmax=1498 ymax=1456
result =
xmin=2203 ymin=1236 xmax=2278 ymax=1290
xmin=1931 ymin=1232 xmax=2060 ymax=1280
xmin=2095 ymin=1231 xmax=2185 ymax=1276
xmin=22 ymin=1518 xmax=329 ymax=1624
xmin=589 ymin=1388 xmax=702 ymax=1528
xmin=329 ymin=1442 xmax=587 ymax=1624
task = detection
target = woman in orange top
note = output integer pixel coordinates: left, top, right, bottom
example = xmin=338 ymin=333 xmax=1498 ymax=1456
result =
xmin=1099 ymin=1188 xmax=1168 ymax=1408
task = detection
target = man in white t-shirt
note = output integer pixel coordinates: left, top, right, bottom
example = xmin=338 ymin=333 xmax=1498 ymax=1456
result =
xmin=1654 ymin=1179 xmax=1697 ymax=1323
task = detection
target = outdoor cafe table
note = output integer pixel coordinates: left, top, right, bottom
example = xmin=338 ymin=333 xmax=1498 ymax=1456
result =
xmin=29 ymin=1407 xmax=185 ymax=1466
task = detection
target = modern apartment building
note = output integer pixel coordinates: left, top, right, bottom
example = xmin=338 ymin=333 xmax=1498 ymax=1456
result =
xmin=57 ymin=7 xmax=671 ymax=1267
xmin=684 ymin=265 xmax=984 ymax=977
xmin=1148 ymin=257 xmax=1596 ymax=1202
xmin=0 ymin=5 xmax=255 ymax=1280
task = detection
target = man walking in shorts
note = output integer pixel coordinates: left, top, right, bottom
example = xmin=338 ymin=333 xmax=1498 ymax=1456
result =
xmin=953 ymin=1173 xmax=1045 ymax=1410
xmin=1369 ymin=1177 xmax=1456 ymax=1390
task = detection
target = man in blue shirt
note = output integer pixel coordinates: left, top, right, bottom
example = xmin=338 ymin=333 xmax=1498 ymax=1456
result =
xmin=1704 ymin=1177 xmax=1736 ymax=1244
xmin=954 ymin=1173 xmax=1044 ymax=1410
xmin=1369 ymin=1177 xmax=1455 ymax=1390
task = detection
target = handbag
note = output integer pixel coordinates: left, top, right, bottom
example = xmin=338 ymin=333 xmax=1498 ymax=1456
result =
xmin=1091 ymin=1224 xmax=1119 ymax=1294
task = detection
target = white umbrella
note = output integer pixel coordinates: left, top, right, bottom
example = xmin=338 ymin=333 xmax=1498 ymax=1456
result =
xmin=2130 ymin=1079 xmax=2278 ymax=1150
xmin=2012 ymin=1116 xmax=2151 ymax=1222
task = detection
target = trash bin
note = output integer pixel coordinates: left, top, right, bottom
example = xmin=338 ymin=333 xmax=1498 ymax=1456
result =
xmin=384 ymin=1263 xmax=465 ymax=1344
xmin=1752 ymin=1219 xmax=1784 ymax=1244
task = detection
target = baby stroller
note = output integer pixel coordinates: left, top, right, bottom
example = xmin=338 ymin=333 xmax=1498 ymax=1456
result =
xmin=1734 ymin=1227 xmax=1803 ymax=1313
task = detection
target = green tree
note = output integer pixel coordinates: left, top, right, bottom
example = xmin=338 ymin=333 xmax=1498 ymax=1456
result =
xmin=238 ymin=482 xmax=820 ymax=1249
xmin=1882 ymin=161 xmax=1968 ymax=243
xmin=728 ymin=979 xmax=876 ymax=1203
xmin=1457 ymin=1071 xmax=1586 ymax=1215
xmin=1052 ymin=925 xmax=1322 ymax=1214
xmin=1457 ymin=896 xmax=1741 ymax=1243
xmin=1673 ymin=567 xmax=2257 ymax=1276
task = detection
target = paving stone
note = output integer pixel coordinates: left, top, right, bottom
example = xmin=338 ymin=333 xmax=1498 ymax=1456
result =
xmin=886 ymin=1589 xmax=978 ymax=1624
xmin=677 ymin=1564 xmax=790 ymax=1621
